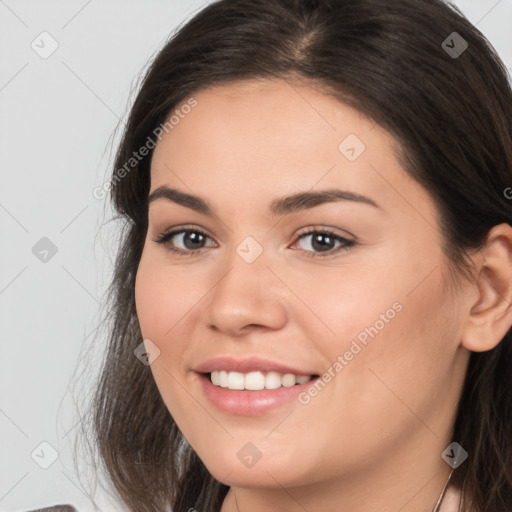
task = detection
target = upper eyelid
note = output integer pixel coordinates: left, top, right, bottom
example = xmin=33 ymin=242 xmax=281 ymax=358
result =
xmin=153 ymin=224 xmax=213 ymax=239
xmin=295 ymin=225 xmax=354 ymax=238
xmin=154 ymin=225 xmax=352 ymax=238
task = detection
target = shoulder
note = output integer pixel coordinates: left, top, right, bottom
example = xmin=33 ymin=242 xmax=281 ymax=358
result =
xmin=24 ymin=506 xmax=77 ymax=512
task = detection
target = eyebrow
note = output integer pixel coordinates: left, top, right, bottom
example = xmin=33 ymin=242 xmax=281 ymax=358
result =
xmin=147 ymin=185 xmax=381 ymax=216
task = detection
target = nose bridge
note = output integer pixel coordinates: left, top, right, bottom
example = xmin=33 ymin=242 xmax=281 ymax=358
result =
xmin=220 ymin=233 xmax=270 ymax=290
xmin=213 ymin=238 xmax=272 ymax=306
xmin=201 ymin=237 xmax=288 ymax=333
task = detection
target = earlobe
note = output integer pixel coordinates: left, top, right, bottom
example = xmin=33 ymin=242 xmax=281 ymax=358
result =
xmin=462 ymin=223 xmax=512 ymax=353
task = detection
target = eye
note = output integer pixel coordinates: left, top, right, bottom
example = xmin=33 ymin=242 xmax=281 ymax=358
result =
xmin=153 ymin=227 xmax=216 ymax=256
xmin=153 ymin=225 xmax=355 ymax=259
xmin=291 ymin=228 xmax=355 ymax=258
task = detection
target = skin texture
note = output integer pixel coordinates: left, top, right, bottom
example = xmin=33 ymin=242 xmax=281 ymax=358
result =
xmin=134 ymin=79 xmax=512 ymax=512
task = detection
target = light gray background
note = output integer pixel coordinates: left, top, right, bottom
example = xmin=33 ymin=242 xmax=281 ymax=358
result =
xmin=1 ymin=1 xmax=511 ymax=511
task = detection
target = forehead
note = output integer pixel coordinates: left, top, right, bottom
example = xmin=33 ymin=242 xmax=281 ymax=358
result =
xmin=151 ymin=78 xmax=386 ymax=171
xmin=149 ymin=78 xmax=428 ymax=218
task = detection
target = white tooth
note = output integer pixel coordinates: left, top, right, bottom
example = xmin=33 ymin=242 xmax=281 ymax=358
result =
xmin=265 ymin=371 xmax=282 ymax=389
xmin=219 ymin=370 xmax=229 ymax=388
xmin=244 ymin=371 xmax=265 ymax=390
xmin=228 ymin=371 xmax=245 ymax=390
xmin=211 ymin=370 xmax=311 ymax=390
xmin=282 ymin=373 xmax=296 ymax=387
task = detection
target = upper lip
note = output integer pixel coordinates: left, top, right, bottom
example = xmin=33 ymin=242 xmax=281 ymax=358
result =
xmin=194 ymin=357 xmax=317 ymax=376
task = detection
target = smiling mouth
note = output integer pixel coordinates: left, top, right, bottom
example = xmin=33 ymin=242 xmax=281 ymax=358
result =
xmin=208 ymin=370 xmax=317 ymax=391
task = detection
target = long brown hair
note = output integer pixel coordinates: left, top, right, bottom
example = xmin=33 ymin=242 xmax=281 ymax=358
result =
xmin=82 ymin=1 xmax=512 ymax=510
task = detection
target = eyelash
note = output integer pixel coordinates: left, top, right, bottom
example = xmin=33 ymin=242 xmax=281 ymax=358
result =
xmin=153 ymin=225 xmax=356 ymax=259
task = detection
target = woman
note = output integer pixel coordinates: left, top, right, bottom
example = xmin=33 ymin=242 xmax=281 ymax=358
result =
xmin=82 ymin=0 xmax=512 ymax=511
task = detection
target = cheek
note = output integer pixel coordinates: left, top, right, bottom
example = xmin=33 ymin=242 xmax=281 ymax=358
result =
xmin=135 ymin=251 xmax=203 ymax=343
xmin=295 ymin=251 xmax=456 ymax=419
xmin=134 ymin=254 xmax=198 ymax=424
xmin=324 ymin=264 xmax=455 ymax=430
xmin=134 ymin=253 xmax=194 ymax=410
xmin=135 ymin=253 xmax=161 ymax=337
xmin=280 ymin=258 xmax=402 ymax=354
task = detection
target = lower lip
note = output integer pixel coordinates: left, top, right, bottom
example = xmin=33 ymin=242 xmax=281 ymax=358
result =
xmin=197 ymin=373 xmax=318 ymax=415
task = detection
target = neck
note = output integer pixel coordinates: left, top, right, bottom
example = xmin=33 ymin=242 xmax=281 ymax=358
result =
xmin=221 ymin=460 xmax=455 ymax=512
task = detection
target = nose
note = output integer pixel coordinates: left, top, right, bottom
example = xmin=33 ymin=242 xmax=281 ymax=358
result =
xmin=201 ymin=250 xmax=288 ymax=336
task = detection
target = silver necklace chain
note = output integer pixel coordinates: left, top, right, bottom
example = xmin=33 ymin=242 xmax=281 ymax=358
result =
xmin=432 ymin=468 xmax=455 ymax=512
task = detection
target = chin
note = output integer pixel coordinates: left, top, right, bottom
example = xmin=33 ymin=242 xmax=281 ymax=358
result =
xmin=193 ymin=442 xmax=312 ymax=490
xmin=208 ymin=461 xmax=301 ymax=489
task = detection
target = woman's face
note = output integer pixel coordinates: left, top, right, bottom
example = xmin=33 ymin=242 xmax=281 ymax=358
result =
xmin=135 ymin=79 xmax=470 ymax=497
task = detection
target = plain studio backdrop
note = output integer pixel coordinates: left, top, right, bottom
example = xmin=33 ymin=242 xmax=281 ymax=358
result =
xmin=0 ymin=0 xmax=511 ymax=511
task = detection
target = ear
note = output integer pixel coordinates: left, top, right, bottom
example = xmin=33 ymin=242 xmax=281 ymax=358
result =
xmin=462 ymin=223 xmax=512 ymax=352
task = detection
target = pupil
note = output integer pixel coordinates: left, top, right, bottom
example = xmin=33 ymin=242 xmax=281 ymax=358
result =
xmin=184 ymin=232 xmax=205 ymax=249
xmin=312 ymin=234 xmax=334 ymax=252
